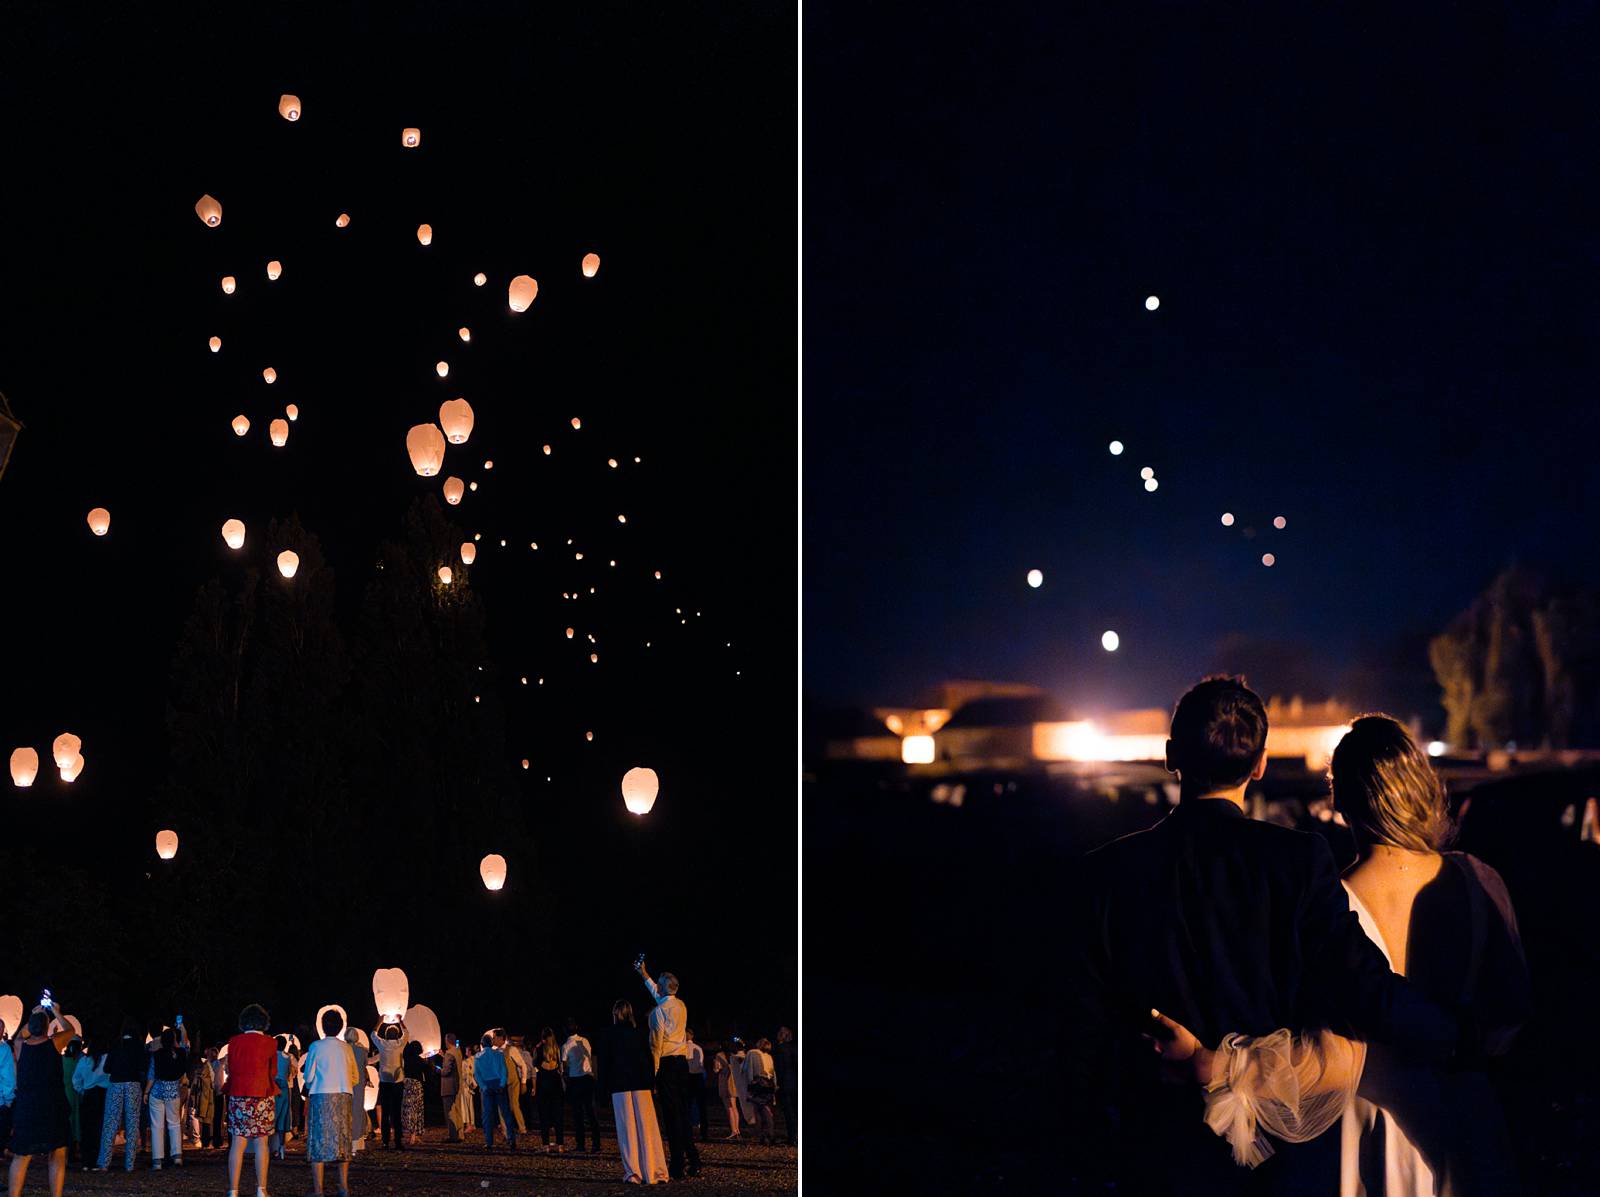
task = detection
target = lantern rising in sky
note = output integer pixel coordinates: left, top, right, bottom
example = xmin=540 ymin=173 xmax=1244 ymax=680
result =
xmin=52 ymin=735 xmax=80 ymax=771
xmin=582 ymin=252 xmax=601 ymax=278
xmin=438 ymin=399 xmax=473 ymax=444
xmin=232 ymin=415 xmax=250 ymax=437
xmin=473 ymin=272 xmax=486 ymax=287
xmin=1145 ymin=295 xmax=1160 ymax=310
xmin=507 ymin=274 xmax=538 ymax=312
xmin=1221 ymin=512 xmax=1235 ymax=526
xmin=195 ymin=194 xmax=222 ymax=227
xmin=10 ymin=748 xmax=38 ymax=788
xmin=59 ymin=754 xmax=84 ymax=783
xmin=442 ymin=476 xmax=465 ymax=505
xmin=1262 ymin=553 xmax=1276 ymax=567
xmin=1026 ymin=568 xmax=1043 ymax=588
xmin=263 ymin=367 xmax=277 ymax=384
xmin=1109 ymin=440 xmax=1124 ymax=455
xmin=417 ymin=224 xmax=433 ymax=246
xmin=209 ymin=336 xmax=221 ymax=353
xmin=277 ymin=550 xmax=300 ymax=578
xmin=1274 ymin=515 xmax=1287 ymax=529
xmin=435 ymin=360 xmax=449 ymax=378
xmin=155 ymin=830 xmax=179 ymax=860
xmin=221 ymin=275 xmax=236 ymax=295
xmin=401 ymin=128 xmax=421 ymax=148
xmin=336 ymin=213 xmax=350 ymax=228
xmin=621 ymin=767 xmax=660 ymax=815
xmin=405 ymin=423 xmax=447 ymax=476
xmin=460 ymin=542 xmax=476 ymax=564
xmin=479 ymin=854 xmax=507 ymax=891
xmin=1102 ymin=630 xmax=1121 ymax=652
xmin=267 ymin=260 xmax=283 ymax=281
xmin=86 ymin=507 xmax=110 ymax=536
xmin=269 ymin=419 xmax=289 ymax=447
xmin=286 ymin=404 xmax=299 ymax=422
xmin=438 ymin=566 xmax=452 ymax=585
xmin=457 ymin=327 xmax=471 ymax=342
xmin=278 ymin=94 xmax=301 ymax=121
xmin=221 ymin=519 xmax=246 ymax=549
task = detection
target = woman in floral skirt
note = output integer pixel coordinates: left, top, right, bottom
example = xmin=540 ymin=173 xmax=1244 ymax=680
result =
xmin=223 ymin=1004 xmax=281 ymax=1197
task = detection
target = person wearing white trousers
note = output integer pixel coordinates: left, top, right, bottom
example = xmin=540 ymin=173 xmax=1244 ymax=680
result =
xmin=144 ymin=1024 xmax=191 ymax=1169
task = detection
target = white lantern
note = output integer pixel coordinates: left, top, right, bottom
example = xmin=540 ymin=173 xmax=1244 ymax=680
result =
xmin=442 ymin=476 xmax=464 ymax=505
xmin=86 ymin=507 xmax=110 ymax=536
xmin=0 ymin=996 xmax=22 ymax=1040
xmin=438 ymin=566 xmax=452 ymax=585
xmin=269 ymin=419 xmax=289 ymax=447
xmin=479 ymin=854 xmax=507 ymax=891
xmin=582 ymin=252 xmax=600 ymax=278
xmin=195 ymin=194 xmax=222 ymax=227
xmin=405 ymin=1005 xmax=442 ymax=1056
xmin=416 ymin=224 xmax=432 ymax=246
xmin=209 ymin=336 xmax=221 ymax=353
xmin=267 ymin=261 xmax=283 ymax=281
xmin=434 ymin=361 xmax=449 ymax=379
xmin=405 ymin=424 xmax=447 ymax=477
xmin=336 ymin=213 xmax=350 ymax=228
xmin=438 ymin=399 xmax=474 ymax=444
xmin=473 ymin=272 xmax=486 ymax=287
xmin=52 ymin=734 xmax=81 ymax=770
xmin=278 ymin=94 xmax=302 ymax=121
xmin=315 ymin=1005 xmax=348 ymax=1040
xmin=155 ymin=830 xmax=179 ymax=860
xmin=232 ymin=415 xmax=250 ymax=437
xmin=364 ymin=1067 xmax=379 ymax=1109
xmin=10 ymin=748 xmax=38 ymax=788
xmin=263 ymin=367 xmax=277 ymax=384
xmin=60 ymin=753 xmax=84 ymax=783
xmin=401 ymin=128 xmax=421 ymax=148
xmin=221 ymin=519 xmax=246 ymax=549
xmin=507 ymin=275 xmax=538 ymax=313
xmin=277 ymin=550 xmax=300 ymax=578
xmin=460 ymin=542 xmax=476 ymax=564
xmin=221 ymin=275 xmax=236 ymax=294
xmin=621 ymin=767 xmax=659 ymax=816
xmin=372 ymin=968 xmax=409 ymax=1022
xmin=286 ymin=404 xmax=299 ymax=422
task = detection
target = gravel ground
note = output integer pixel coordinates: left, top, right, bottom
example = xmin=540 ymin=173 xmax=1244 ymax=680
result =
xmin=36 ymin=1130 xmax=797 ymax=1196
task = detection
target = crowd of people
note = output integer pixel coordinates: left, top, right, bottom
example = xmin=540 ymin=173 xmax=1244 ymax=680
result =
xmin=0 ymin=960 xmax=796 ymax=1197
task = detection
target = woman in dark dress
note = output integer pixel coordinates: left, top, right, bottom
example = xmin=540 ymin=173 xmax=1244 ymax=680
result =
xmin=8 ymin=1007 xmax=77 ymax=1197
xmin=600 ymin=1000 xmax=668 ymax=1185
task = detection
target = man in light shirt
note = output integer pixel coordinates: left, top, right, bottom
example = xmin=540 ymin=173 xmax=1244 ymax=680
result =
xmin=686 ymin=1029 xmax=709 ymax=1141
xmin=635 ymin=959 xmax=701 ymax=1180
xmin=561 ymin=1018 xmax=601 ymax=1154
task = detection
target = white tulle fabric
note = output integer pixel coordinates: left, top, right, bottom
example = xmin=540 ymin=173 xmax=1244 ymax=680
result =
xmin=1202 ymin=1028 xmax=1366 ymax=1168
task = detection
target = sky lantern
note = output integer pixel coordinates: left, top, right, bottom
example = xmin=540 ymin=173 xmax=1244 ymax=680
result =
xmin=1144 ymin=477 xmax=1160 ymax=492
xmin=1221 ymin=512 xmax=1235 ymax=526
xmin=654 ymin=570 xmax=662 ymax=579
xmin=336 ymin=213 xmax=350 ymax=228
xmin=278 ymin=94 xmax=302 ymax=121
xmin=442 ymin=476 xmax=464 ymax=505
xmin=417 ymin=223 xmax=433 ymax=246
xmin=269 ymin=419 xmax=289 ymax=447
xmin=315 ymin=1005 xmax=348 ymax=1041
xmin=372 ymin=969 xmax=409 ymax=1022
xmin=571 ymin=417 xmax=582 ymax=430
xmin=586 ymin=731 xmax=594 ymax=742
xmin=59 ymin=753 xmax=84 ymax=783
xmin=438 ymin=398 xmax=474 ymax=444
xmin=438 ymin=566 xmax=452 ymax=585
xmin=277 ymin=550 xmax=299 ymax=578
xmin=0 ymin=995 xmax=23 ymax=1039
xmin=10 ymin=748 xmax=38 ymax=788
xmin=286 ymin=404 xmax=299 ymax=422
xmin=1145 ymin=295 xmax=1160 ymax=311
xmin=479 ymin=854 xmax=507 ymax=891
xmin=1262 ymin=553 xmax=1276 ymax=567
xmin=401 ymin=128 xmax=421 ymax=148
xmin=582 ymin=252 xmax=601 ymax=278
xmin=263 ymin=367 xmax=277 ymax=384
xmin=221 ymin=275 xmax=236 ymax=294
xmin=565 ymin=627 xmax=574 ymax=639
xmin=221 ymin=519 xmax=246 ymax=549
xmin=405 ymin=1005 xmax=442 ymax=1056
xmin=406 ymin=423 xmax=446 ymax=476
xmin=1273 ymin=515 xmax=1287 ymax=529
xmin=209 ymin=336 xmax=221 ymax=353
xmin=473 ymin=272 xmax=486 ymax=286
xmin=1109 ymin=440 xmax=1124 ymax=455
xmin=195 ymin=194 xmax=222 ymax=227
xmin=542 ymin=444 xmax=551 ymax=455
xmin=1140 ymin=466 xmax=1154 ymax=480
xmin=507 ymin=275 xmax=538 ymax=312
xmin=457 ymin=327 xmax=471 ymax=342
xmin=232 ymin=415 xmax=250 ymax=437
xmin=435 ymin=361 xmax=449 ymax=379
xmin=460 ymin=542 xmax=476 ymax=564
xmin=86 ymin=507 xmax=110 ymax=536
xmin=483 ymin=460 xmax=493 ymax=470
xmin=621 ymin=767 xmax=660 ymax=816
xmin=1102 ymin=630 xmax=1121 ymax=652
xmin=1026 ymin=568 xmax=1043 ymax=588
xmin=155 ymin=830 xmax=179 ymax=860
xmin=267 ymin=260 xmax=283 ymax=281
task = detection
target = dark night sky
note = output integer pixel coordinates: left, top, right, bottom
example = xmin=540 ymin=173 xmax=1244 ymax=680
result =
xmin=805 ymin=3 xmax=1600 ymax=723
xmin=0 ymin=2 xmax=795 ymax=1035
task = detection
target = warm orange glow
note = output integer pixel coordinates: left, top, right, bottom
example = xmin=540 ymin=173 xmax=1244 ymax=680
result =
xmin=277 ymin=550 xmax=300 ymax=579
xmin=901 ymin=735 xmax=936 ymax=764
xmin=209 ymin=336 xmax=221 ymax=352
xmin=221 ymin=276 xmax=237 ymax=294
xmin=263 ymin=367 xmax=277 ymax=384
xmin=155 ymin=830 xmax=179 ymax=860
xmin=52 ymin=734 xmax=81 ymax=770
xmin=232 ymin=414 xmax=250 ymax=437
xmin=59 ymin=753 xmax=84 ymax=783
xmin=1273 ymin=516 xmax=1287 ymax=529
xmin=1221 ymin=512 xmax=1235 ymax=526
xmin=483 ymin=460 xmax=493 ymax=469
xmin=221 ymin=519 xmax=246 ymax=549
xmin=542 ymin=444 xmax=551 ymax=455
xmin=608 ymin=458 xmax=618 ymax=468
xmin=286 ymin=404 xmax=299 ymax=422
xmin=278 ymin=95 xmax=301 ymax=121
xmin=269 ymin=418 xmax=289 ymax=447
xmin=86 ymin=507 xmax=110 ymax=536
xmin=442 ymin=476 xmax=465 ymax=505
xmin=582 ymin=252 xmax=600 ymax=278
xmin=479 ymin=854 xmax=507 ymax=891
xmin=438 ymin=398 xmax=474 ymax=444
xmin=195 ymin=194 xmax=222 ymax=227
xmin=468 ymin=482 xmax=478 ymax=492
xmin=336 ymin=213 xmax=350 ymax=228
xmin=570 ymin=417 xmax=582 ymax=430
xmin=458 ymin=327 xmax=471 ymax=342
xmin=401 ymin=128 xmax=421 ymax=148
xmin=565 ymin=627 xmax=574 ymax=639
xmin=438 ymin=566 xmax=453 ymax=585
xmin=1262 ymin=553 xmax=1276 ymax=567
xmin=473 ymin=272 xmax=486 ymax=286
xmin=507 ymin=274 xmax=538 ymax=312
xmin=435 ymin=360 xmax=449 ymax=378
xmin=10 ymin=747 xmax=39 ymax=788
xmin=621 ymin=767 xmax=659 ymax=815
xmin=417 ymin=223 xmax=433 ymax=246
xmin=405 ymin=423 xmax=447 ymax=476
xmin=267 ymin=260 xmax=283 ymax=280
xmin=460 ymin=542 xmax=476 ymax=564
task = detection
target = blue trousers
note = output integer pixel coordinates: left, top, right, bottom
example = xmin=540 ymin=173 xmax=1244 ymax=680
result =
xmin=480 ymin=1085 xmax=515 ymax=1148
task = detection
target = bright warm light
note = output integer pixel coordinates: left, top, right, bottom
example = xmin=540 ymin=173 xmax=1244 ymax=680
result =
xmin=479 ymin=854 xmax=507 ymax=891
xmin=571 ymin=417 xmax=582 ymax=430
xmin=155 ymin=830 xmax=179 ymax=860
xmin=405 ymin=423 xmax=447 ymax=476
xmin=435 ymin=361 xmax=449 ymax=378
xmin=267 ymin=260 xmax=282 ymax=281
xmin=195 ymin=194 xmax=222 ymax=227
xmin=1273 ymin=516 xmax=1287 ymax=529
xmin=1427 ymin=740 xmax=1447 ymax=757
xmin=458 ymin=327 xmax=471 ymax=342
xmin=1145 ymin=295 xmax=1160 ymax=310
xmin=286 ymin=404 xmax=299 ymax=422
xmin=473 ymin=272 xmax=486 ymax=286
xmin=582 ymin=252 xmax=601 ymax=278
xmin=508 ymin=274 xmax=538 ymax=312
xmin=401 ymin=128 xmax=421 ymax=148
xmin=263 ymin=367 xmax=277 ymax=384
xmin=438 ymin=566 xmax=453 ymax=585
xmin=336 ymin=213 xmax=350 ymax=228
xmin=1026 ymin=569 xmax=1044 ymax=588
xmin=10 ymin=748 xmax=39 ymax=788
xmin=221 ymin=275 xmax=236 ymax=294
xmin=1108 ymin=440 xmax=1124 ymax=455
xmin=86 ymin=507 xmax=110 ymax=536
xmin=1144 ymin=478 xmax=1159 ymax=492
xmin=269 ymin=418 xmax=288 ymax=447
xmin=221 ymin=519 xmax=246 ymax=549
xmin=1101 ymin=630 xmax=1120 ymax=652
xmin=209 ymin=336 xmax=221 ymax=352
xmin=1262 ymin=553 xmax=1276 ymax=567
xmin=277 ymin=550 xmax=300 ymax=578
xmin=460 ymin=542 xmax=476 ymax=564
xmin=1221 ymin=512 xmax=1235 ymax=526
xmin=278 ymin=95 xmax=301 ymax=121
xmin=621 ymin=767 xmax=660 ymax=815
xmin=439 ymin=398 xmax=474 ymax=444
xmin=443 ymin=477 xmax=464 ymax=505
xmin=416 ymin=223 xmax=433 ymax=246
xmin=901 ymin=735 xmax=936 ymax=765
xmin=232 ymin=415 xmax=250 ymax=437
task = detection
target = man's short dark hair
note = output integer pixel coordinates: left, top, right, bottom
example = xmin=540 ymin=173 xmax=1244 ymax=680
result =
xmin=1169 ymin=675 xmax=1269 ymax=791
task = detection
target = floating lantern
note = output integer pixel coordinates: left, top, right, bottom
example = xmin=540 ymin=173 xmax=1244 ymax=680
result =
xmin=278 ymin=94 xmax=302 ymax=121
xmin=372 ymin=969 xmax=409 ymax=1022
xmin=315 ymin=1005 xmax=347 ymax=1040
xmin=479 ymin=854 xmax=507 ymax=891
xmin=442 ymin=476 xmax=464 ymax=505
xmin=654 ymin=570 xmax=662 ymax=579
xmin=1262 ymin=553 xmax=1276 ymax=567
xmin=1145 ymin=295 xmax=1160 ymax=311
xmin=60 ymin=753 xmax=84 ymax=783
xmin=621 ymin=767 xmax=660 ymax=815
xmin=460 ymin=542 xmax=476 ymax=564
xmin=221 ymin=275 xmax=236 ymax=295
xmin=483 ymin=460 xmax=493 ymax=470
xmin=286 ymin=404 xmax=299 ymax=422
xmin=468 ymin=481 xmax=478 ymax=492
xmin=608 ymin=458 xmax=618 ymax=468
xmin=209 ymin=336 xmax=221 ymax=352
xmin=232 ymin=415 xmax=250 ymax=437
xmin=1273 ymin=515 xmax=1287 ymax=529
xmin=405 ymin=423 xmax=446 ymax=476
xmin=10 ymin=748 xmax=38 ymax=788
xmin=521 ymin=758 xmax=529 ymax=768
xmin=438 ymin=566 xmax=453 ymax=585
xmin=435 ymin=361 xmax=449 ymax=378
xmin=1109 ymin=440 xmax=1124 ymax=455
xmin=1026 ymin=568 xmax=1043 ymax=588
xmin=582 ymin=252 xmax=600 ymax=278
xmin=221 ymin=519 xmax=246 ymax=549
xmin=195 ymin=194 xmax=222 ymax=227
xmin=86 ymin=507 xmax=110 ymax=536
xmin=401 ymin=128 xmax=421 ymax=148
xmin=565 ymin=628 xmax=574 ymax=639
xmin=406 ymin=1005 xmax=442 ymax=1056
xmin=438 ymin=399 xmax=474 ymax=444
xmin=618 ymin=514 xmax=627 ymax=523
xmin=417 ymin=224 xmax=432 ymax=246
xmin=336 ymin=213 xmax=350 ymax=228
xmin=0 ymin=996 xmax=22 ymax=1037
xmin=155 ymin=830 xmax=178 ymax=860
xmin=586 ymin=731 xmax=594 ymax=742
xmin=1221 ymin=512 xmax=1235 ymax=526
xmin=542 ymin=444 xmax=551 ymax=455
xmin=473 ymin=272 xmax=486 ymax=286
xmin=458 ymin=327 xmax=471 ymax=342
xmin=507 ymin=275 xmax=538 ymax=312
xmin=571 ymin=417 xmax=582 ymax=430
xmin=1140 ymin=466 xmax=1154 ymax=480
xmin=1102 ymin=630 xmax=1121 ymax=652
xmin=263 ymin=367 xmax=277 ymax=384
xmin=267 ymin=261 xmax=282 ymax=281
xmin=590 ymin=653 xmax=599 ymax=663
xmin=277 ymin=550 xmax=299 ymax=578
xmin=269 ymin=419 xmax=288 ymax=447
xmin=1144 ymin=478 xmax=1159 ymax=492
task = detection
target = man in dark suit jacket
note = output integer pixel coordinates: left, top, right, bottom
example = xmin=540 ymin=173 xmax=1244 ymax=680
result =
xmin=1061 ymin=676 xmax=1467 ymax=1195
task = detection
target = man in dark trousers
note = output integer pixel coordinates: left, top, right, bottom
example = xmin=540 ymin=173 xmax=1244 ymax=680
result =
xmin=635 ymin=960 xmax=702 ymax=1180
xmin=1061 ymin=676 xmax=1473 ymax=1195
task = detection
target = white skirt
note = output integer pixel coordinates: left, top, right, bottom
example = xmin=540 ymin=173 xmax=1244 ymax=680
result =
xmin=611 ymin=1090 xmax=669 ymax=1183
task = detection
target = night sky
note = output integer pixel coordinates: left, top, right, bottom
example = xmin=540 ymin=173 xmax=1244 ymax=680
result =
xmin=0 ymin=3 xmax=795 ymax=1037
xmin=805 ymin=4 xmax=1600 ymax=723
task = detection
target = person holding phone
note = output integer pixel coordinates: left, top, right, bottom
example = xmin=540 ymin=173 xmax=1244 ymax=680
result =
xmin=7 ymin=1004 xmax=78 ymax=1197
xmin=144 ymin=1023 xmax=190 ymax=1170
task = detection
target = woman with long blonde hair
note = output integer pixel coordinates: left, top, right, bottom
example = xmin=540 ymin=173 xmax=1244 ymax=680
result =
xmin=600 ymin=1001 xmax=668 ymax=1184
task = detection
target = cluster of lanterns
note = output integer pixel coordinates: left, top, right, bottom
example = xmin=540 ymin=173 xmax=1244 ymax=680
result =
xmin=10 ymin=734 xmax=85 ymax=786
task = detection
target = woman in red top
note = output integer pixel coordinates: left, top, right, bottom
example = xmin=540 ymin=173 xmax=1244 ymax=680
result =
xmin=222 ymin=1004 xmax=280 ymax=1197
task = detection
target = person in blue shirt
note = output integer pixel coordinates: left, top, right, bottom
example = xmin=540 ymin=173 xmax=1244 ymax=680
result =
xmin=474 ymin=1035 xmax=516 ymax=1151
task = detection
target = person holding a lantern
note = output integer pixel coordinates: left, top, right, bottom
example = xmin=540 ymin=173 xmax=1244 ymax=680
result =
xmin=371 ymin=1020 xmax=407 ymax=1151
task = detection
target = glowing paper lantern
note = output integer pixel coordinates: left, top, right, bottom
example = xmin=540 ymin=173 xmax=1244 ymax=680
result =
xmin=438 ymin=399 xmax=474 ymax=444
xmin=621 ymin=767 xmax=660 ymax=816
xmin=582 ymin=252 xmax=600 ymax=278
xmin=405 ymin=1005 xmax=442 ymax=1056
xmin=1026 ymin=569 xmax=1043 ymax=588
xmin=565 ymin=627 xmax=574 ymax=639
xmin=263 ymin=367 xmax=277 ymax=384
xmin=1145 ymin=295 xmax=1160 ymax=311
xmin=267 ymin=261 xmax=283 ymax=281
xmin=901 ymin=735 xmax=936 ymax=765
xmin=479 ymin=854 xmax=507 ymax=891
xmin=507 ymin=275 xmax=538 ymax=312
xmin=442 ymin=477 xmax=465 ymax=505
xmin=1144 ymin=478 xmax=1159 ymax=492
xmin=1262 ymin=553 xmax=1276 ymax=567
xmin=195 ymin=194 xmax=222 ymax=227
xmin=336 ymin=213 xmax=350 ymax=228
xmin=372 ymin=969 xmax=409 ymax=1022
xmin=433 ymin=360 xmax=450 ymax=380
xmin=269 ymin=419 xmax=289 ymax=447
xmin=277 ymin=550 xmax=299 ymax=578
xmin=401 ymin=128 xmax=421 ymax=148
xmin=0 ymin=996 xmax=22 ymax=1038
xmin=86 ymin=507 xmax=110 ymax=536
xmin=286 ymin=404 xmax=299 ymax=422
xmin=460 ymin=542 xmax=476 ymax=564
xmin=315 ymin=1005 xmax=347 ymax=1040
xmin=405 ymin=424 xmax=446 ymax=476
xmin=1273 ymin=515 xmax=1287 ymax=529
xmin=10 ymin=748 xmax=39 ymax=788
xmin=221 ymin=519 xmax=246 ymax=549
xmin=278 ymin=94 xmax=302 ymax=121
xmin=473 ymin=272 xmax=486 ymax=287
xmin=458 ymin=327 xmax=471 ymax=342
xmin=483 ymin=460 xmax=493 ymax=470
xmin=438 ymin=566 xmax=452 ymax=585
xmin=60 ymin=753 xmax=84 ymax=783
xmin=1221 ymin=512 xmax=1235 ymax=526
xmin=209 ymin=336 xmax=221 ymax=352
xmin=1102 ymin=630 xmax=1120 ymax=652
xmin=417 ymin=224 xmax=433 ymax=246
xmin=221 ymin=276 xmax=236 ymax=295
xmin=542 ymin=444 xmax=551 ymax=455
xmin=155 ymin=830 xmax=178 ymax=860
xmin=571 ymin=417 xmax=582 ymax=430
xmin=1109 ymin=440 xmax=1124 ymax=455
xmin=1140 ymin=466 xmax=1154 ymax=480
xmin=232 ymin=415 xmax=250 ymax=437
